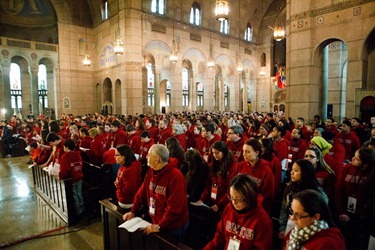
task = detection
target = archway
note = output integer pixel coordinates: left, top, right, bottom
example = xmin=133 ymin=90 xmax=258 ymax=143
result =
xmin=314 ymin=39 xmax=348 ymax=122
xmin=115 ymin=79 xmax=121 ymax=115
xmin=360 ymin=96 xmax=375 ymax=124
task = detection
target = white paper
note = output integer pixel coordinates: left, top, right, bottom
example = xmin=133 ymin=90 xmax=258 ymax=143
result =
xmin=25 ymin=145 xmax=31 ymax=152
xmin=190 ymin=201 xmax=211 ymax=208
xmin=118 ymin=217 xmax=151 ymax=232
xmin=79 ymin=147 xmax=89 ymax=151
xmin=134 ymin=154 xmax=139 ymax=160
xmin=368 ymin=235 xmax=375 ymax=250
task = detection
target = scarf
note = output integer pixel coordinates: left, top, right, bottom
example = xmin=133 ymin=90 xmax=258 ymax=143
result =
xmin=287 ymin=220 xmax=329 ymax=250
xmin=310 ymin=137 xmax=332 ymax=156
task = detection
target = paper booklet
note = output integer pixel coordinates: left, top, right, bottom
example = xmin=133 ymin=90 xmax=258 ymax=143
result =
xmin=190 ymin=201 xmax=211 ymax=209
xmin=118 ymin=217 xmax=151 ymax=232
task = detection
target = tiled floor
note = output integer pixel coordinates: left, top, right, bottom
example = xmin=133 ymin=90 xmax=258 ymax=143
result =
xmin=0 ymin=156 xmax=103 ymax=249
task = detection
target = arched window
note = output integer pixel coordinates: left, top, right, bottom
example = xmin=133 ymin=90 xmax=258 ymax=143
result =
xmin=197 ymin=82 xmax=204 ymax=107
xmin=38 ymin=64 xmax=48 ymax=109
xmin=102 ymin=0 xmax=109 ymax=20
xmin=189 ymin=2 xmax=201 ymax=26
xmin=182 ymin=68 xmax=189 ymax=106
xmin=10 ymin=63 xmax=22 ymax=109
xmin=151 ymin=0 xmax=165 ymax=15
xmin=244 ymin=23 xmax=252 ymax=42
xmin=166 ymin=81 xmax=171 ymax=106
xmin=146 ymin=63 xmax=155 ymax=106
xmin=220 ymin=19 xmax=230 ymax=34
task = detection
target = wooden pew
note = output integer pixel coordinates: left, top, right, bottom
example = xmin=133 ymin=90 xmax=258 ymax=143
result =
xmin=100 ymin=198 xmax=193 ymax=250
xmin=31 ymin=165 xmax=77 ymax=225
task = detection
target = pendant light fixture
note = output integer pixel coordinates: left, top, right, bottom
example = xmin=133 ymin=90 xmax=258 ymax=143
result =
xmin=83 ymin=28 xmax=91 ymax=67
xmin=215 ymin=0 xmax=229 ymax=21
xmin=169 ymin=0 xmax=178 ymax=64
xmin=273 ymin=25 xmax=285 ymax=41
xmin=207 ymin=0 xmax=214 ymax=69
xmin=114 ymin=0 xmax=124 ymax=55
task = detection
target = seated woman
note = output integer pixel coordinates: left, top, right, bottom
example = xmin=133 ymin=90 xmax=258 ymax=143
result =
xmin=114 ymin=144 xmax=142 ymax=209
xmin=204 ymin=174 xmax=273 ymax=250
xmin=284 ymin=189 xmax=345 ymax=250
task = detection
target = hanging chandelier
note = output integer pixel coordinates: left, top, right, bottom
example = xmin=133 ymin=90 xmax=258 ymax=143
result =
xmin=215 ymin=0 xmax=229 ymax=21
xmin=273 ymin=26 xmax=285 ymax=41
xmin=114 ymin=28 xmax=124 ymax=55
xmin=83 ymin=28 xmax=91 ymax=67
xmin=169 ymin=40 xmax=178 ymax=64
xmin=114 ymin=0 xmax=124 ymax=55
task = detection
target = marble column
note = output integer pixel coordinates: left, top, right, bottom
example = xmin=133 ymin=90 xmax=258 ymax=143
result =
xmin=30 ymin=67 xmax=40 ymax=116
xmin=1 ymin=63 xmax=11 ymax=120
xmin=154 ymin=68 xmax=160 ymax=114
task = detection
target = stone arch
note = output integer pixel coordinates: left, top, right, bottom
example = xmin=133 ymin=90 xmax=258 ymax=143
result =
xmin=102 ymin=78 xmax=113 ymax=115
xmin=360 ymin=96 xmax=375 ymax=124
xmin=115 ymin=79 xmax=122 ymax=115
xmin=39 ymin=57 xmax=56 ymax=114
xmin=10 ymin=56 xmax=30 ymax=117
xmin=313 ymin=38 xmax=348 ymax=122
xmin=363 ymin=27 xmax=375 ymax=89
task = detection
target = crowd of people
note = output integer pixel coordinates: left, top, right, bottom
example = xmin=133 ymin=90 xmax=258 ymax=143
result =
xmin=1 ymin=111 xmax=375 ymax=249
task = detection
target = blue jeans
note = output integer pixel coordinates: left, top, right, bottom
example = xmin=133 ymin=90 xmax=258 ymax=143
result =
xmin=72 ymin=180 xmax=84 ymax=216
xmin=166 ymin=220 xmax=189 ymax=242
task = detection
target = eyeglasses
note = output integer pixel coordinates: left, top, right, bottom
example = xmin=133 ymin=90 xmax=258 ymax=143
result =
xmin=289 ymin=208 xmax=310 ymax=220
xmin=227 ymin=196 xmax=245 ymax=203
xmin=304 ymin=154 xmax=316 ymax=159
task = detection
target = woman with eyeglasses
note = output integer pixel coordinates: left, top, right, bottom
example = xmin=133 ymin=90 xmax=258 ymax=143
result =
xmin=335 ymin=147 xmax=375 ymax=250
xmin=303 ymin=147 xmax=336 ymax=205
xmin=114 ymin=144 xmax=142 ymax=209
xmin=204 ymin=174 xmax=273 ymax=250
xmin=283 ymin=189 xmax=345 ymax=250
xmin=278 ymin=159 xmax=328 ymax=240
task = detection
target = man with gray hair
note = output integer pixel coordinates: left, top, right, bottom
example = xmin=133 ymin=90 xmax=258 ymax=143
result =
xmin=123 ymin=144 xmax=189 ymax=241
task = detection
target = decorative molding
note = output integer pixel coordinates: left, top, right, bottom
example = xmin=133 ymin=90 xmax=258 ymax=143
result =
xmin=7 ymin=39 xmax=31 ymax=49
xmin=190 ymin=33 xmax=201 ymax=42
xmin=353 ymin=6 xmax=361 ymax=15
xmin=220 ymin=41 xmax=229 ymax=49
xmin=151 ymin=23 xmax=166 ymax=34
xmin=287 ymin=0 xmax=371 ymax=22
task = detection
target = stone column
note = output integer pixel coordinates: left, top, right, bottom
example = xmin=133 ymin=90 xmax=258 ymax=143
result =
xmin=30 ymin=66 xmax=40 ymax=116
xmin=1 ymin=63 xmax=11 ymax=120
xmin=154 ymin=69 xmax=160 ymax=114
xmin=322 ymin=46 xmax=328 ymax=121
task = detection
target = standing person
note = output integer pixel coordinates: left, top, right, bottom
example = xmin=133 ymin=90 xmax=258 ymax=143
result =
xmin=59 ymin=139 xmax=84 ymax=218
xmin=157 ymin=119 xmax=172 ymax=145
xmin=278 ymin=159 xmax=328 ymax=240
xmin=199 ymin=123 xmax=221 ymax=162
xmin=283 ymin=190 xmax=346 ymax=250
xmin=87 ymin=127 xmax=105 ymax=166
xmin=184 ymin=149 xmax=209 ymax=202
xmin=204 ymin=174 xmax=273 ymax=250
xmin=111 ymin=120 xmax=127 ymax=148
xmin=139 ymin=131 xmax=155 ymax=161
xmin=43 ymin=132 xmax=65 ymax=168
xmin=272 ymin=125 xmax=290 ymax=182
xmin=260 ymin=138 xmax=282 ymax=195
xmin=197 ymin=141 xmax=237 ymax=212
xmin=235 ymin=139 xmax=275 ymax=214
xmin=114 ymin=144 xmax=142 ymax=209
xmin=145 ymin=118 xmax=158 ymax=143
xmin=336 ymin=147 xmax=375 ymax=250
xmin=226 ymin=125 xmax=247 ymax=162
xmin=126 ymin=124 xmax=141 ymax=155
xmin=123 ymin=144 xmax=189 ymax=241
xmin=335 ymin=120 xmax=361 ymax=162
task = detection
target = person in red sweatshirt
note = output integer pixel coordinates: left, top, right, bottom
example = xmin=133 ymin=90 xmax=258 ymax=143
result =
xmin=226 ymin=125 xmax=247 ymax=162
xmin=139 ymin=131 xmax=155 ymax=160
xmin=157 ymin=119 xmax=172 ymax=145
xmin=126 ymin=124 xmax=141 ymax=155
xmin=114 ymin=144 xmax=142 ymax=209
xmin=204 ymin=174 xmax=273 ymax=250
xmin=234 ymin=139 xmax=275 ymax=214
xmin=59 ymin=139 xmax=84 ymax=217
xmin=283 ymin=189 xmax=345 ymax=250
xmin=145 ymin=118 xmax=159 ymax=143
xmin=199 ymin=123 xmax=221 ymax=162
xmin=123 ymin=144 xmax=189 ymax=241
xmin=111 ymin=120 xmax=127 ymax=148
xmin=335 ymin=147 xmax=375 ymax=250
xmin=272 ymin=125 xmax=290 ymax=182
xmin=335 ymin=120 xmax=361 ymax=162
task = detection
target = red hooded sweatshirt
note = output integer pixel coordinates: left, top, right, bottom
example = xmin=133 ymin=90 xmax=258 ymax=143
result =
xmin=115 ymin=160 xmax=142 ymax=204
xmin=59 ymin=150 xmax=83 ymax=183
xmin=131 ymin=158 xmax=189 ymax=231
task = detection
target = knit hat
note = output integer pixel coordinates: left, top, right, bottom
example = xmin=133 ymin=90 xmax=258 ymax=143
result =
xmin=310 ymin=136 xmax=332 ymax=156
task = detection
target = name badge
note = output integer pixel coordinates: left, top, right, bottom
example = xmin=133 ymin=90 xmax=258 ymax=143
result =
xmin=347 ymin=196 xmax=357 ymax=213
xmin=149 ymin=197 xmax=155 ymax=215
xmin=211 ymin=185 xmax=218 ymax=200
xmin=227 ymin=236 xmax=240 ymax=250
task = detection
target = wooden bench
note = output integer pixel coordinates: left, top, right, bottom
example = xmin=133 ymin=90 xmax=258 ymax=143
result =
xmin=31 ymin=165 xmax=77 ymax=225
xmin=100 ymin=198 xmax=193 ymax=250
